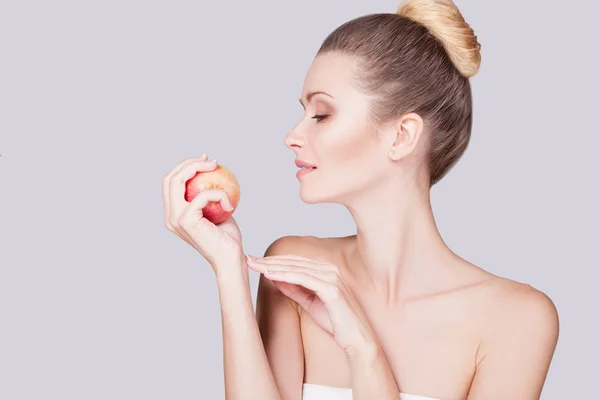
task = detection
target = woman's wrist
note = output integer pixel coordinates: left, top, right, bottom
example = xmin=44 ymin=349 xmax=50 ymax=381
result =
xmin=347 ymin=337 xmax=399 ymax=398
xmin=346 ymin=336 xmax=380 ymax=366
xmin=215 ymin=261 xmax=254 ymax=318
xmin=214 ymin=258 xmax=250 ymax=288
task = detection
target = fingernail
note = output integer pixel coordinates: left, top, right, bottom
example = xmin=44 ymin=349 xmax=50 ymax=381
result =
xmin=200 ymin=153 xmax=207 ymax=158
xmin=210 ymin=159 xmax=218 ymax=164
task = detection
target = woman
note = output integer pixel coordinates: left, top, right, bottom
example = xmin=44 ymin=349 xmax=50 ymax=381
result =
xmin=161 ymin=0 xmax=559 ymax=399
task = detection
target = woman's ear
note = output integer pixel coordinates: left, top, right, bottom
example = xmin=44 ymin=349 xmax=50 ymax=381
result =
xmin=387 ymin=112 xmax=424 ymax=161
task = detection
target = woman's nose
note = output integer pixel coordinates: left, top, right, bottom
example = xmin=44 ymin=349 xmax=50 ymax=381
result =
xmin=284 ymin=129 xmax=303 ymax=149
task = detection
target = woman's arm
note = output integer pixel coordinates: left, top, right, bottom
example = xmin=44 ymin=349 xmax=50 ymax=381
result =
xmin=217 ymin=260 xmax=281 ymax=400
xmin=255 ymin=236 xmax=306 ymax=400
xmin=347 ymin=340 xmax=400 ymax=399
xmin=246 ymin=244 xmax=399 ymax=399
xmin=217 ymin=236 xmax=305 ymax=400
xmin=348 ymin=337 xmax=398 ymax=400
xmin=466 ymin=286 xmax=559 ymax=399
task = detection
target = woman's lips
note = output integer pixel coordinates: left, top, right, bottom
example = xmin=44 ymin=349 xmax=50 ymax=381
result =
xmin=295 ymin=159 xmax=318 ymax=168
xmin=296 ymin=167 xmax=317 ymax=179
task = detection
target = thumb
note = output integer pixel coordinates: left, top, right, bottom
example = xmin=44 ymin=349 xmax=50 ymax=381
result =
xmin=273 ymin=281 xmax=314 ymax=308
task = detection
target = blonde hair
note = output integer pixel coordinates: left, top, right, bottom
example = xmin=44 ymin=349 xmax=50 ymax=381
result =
xmin=317 ymin=0 xmax=482 ymax=187
xmin=397 ymin=0 xmax=481 ymax=78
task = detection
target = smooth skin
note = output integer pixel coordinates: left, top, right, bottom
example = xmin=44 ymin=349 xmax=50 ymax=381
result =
xmin=161 ymin=52 xmax=559 ymax=400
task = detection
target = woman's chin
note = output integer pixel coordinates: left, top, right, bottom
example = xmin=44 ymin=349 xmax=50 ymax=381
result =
xmin=299 ymin=186 xmax=325 ymax=204
xmin=299 ymin=193 xmax=322 ymax=204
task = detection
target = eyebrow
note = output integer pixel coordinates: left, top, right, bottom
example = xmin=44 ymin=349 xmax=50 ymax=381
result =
xmin=299 ymin=91 xmax=333 ymax=108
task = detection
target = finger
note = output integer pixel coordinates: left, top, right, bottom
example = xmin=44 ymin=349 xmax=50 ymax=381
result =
xmin=180 ymin=189 xmax=232 ymax=224
xmin=252 ymin=257 xmax=320 ymax=270
xmin=272 ymin=280 xmax=317 ymax=309
xmin=169 ymin=159 xmax=219 ymax=223
xmin=162 ymin=155 xmax=208 ymax=228
xmin=263 ymin=254 xmax=328 ymax=264
xmin=264 ymin=270 xmax=342 ymax=303
xmin=249 ymin=257 xmax=334 ymax=274
xmin=247 ymin=258 xmax=314 ymax=275
xmin=270 ymin=264 xmax=338 ymax=284
xmin=165 ymin=154 xmax=209 ymax=180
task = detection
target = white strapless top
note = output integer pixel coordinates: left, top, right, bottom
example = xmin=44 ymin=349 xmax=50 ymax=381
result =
xmin=302 ymin=383 xmax=443 ymax=400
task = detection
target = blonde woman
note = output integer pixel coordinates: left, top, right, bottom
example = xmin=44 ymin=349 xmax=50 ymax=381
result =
xmin=161 ymin=1 xmax=559 ymax=399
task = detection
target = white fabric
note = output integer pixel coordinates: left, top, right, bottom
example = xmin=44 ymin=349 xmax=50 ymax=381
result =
xmin=302 ymin=383 xmax=443 ymax=400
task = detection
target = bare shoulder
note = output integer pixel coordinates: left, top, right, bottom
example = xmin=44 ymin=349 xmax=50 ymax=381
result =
xmin=259 ymin=235 xmax=331 ymax=313
xmin=482 ymin=275 xmax=559 ymax=326
xmin=451 ymin=257 xmax=558 ymax=323
xmin=476 ymin=274 xmax=560 ymax=358
xmin=263 ymin=234 xmax=331 ymax=260
xmin=257 ymin=235 xmax=318 ymax=313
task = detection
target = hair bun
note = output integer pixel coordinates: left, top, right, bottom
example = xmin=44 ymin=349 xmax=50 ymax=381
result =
xmin=397 ymin=0 xmax=481 ymax=78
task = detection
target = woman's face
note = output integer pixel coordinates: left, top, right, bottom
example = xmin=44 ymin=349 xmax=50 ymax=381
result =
xmin=284 ymin=52 xmax=391 ymax=204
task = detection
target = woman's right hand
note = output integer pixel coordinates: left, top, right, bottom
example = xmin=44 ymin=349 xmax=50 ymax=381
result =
xmin=162 ymin=154 xmax=245 ymax=274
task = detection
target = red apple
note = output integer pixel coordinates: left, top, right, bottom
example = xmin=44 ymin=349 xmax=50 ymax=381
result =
xmin=184 ymin=164 xmax=240 ymax=225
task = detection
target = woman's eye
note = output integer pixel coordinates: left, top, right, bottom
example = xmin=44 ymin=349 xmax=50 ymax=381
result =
xmin=311 ymin=114 xmax=329 ymax=122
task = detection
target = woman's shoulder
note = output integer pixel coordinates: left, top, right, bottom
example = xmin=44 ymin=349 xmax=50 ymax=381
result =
xmin=468 ymin=271 xmax=559 ymax=360
xmin=483 ymin=275 xmax=558 ymax=326
xmin=449 ymin=258 xmax=558 ymax=325
xmin=465 ymin=263 xmax=556 ymax=315
xmin=263 ymin=235 xmax=558 ymax=336
xmin=264 ymin=235 xmax=558 ymax=324
xmin=263 ymin=234 xmax=337 ymax=260
xmin=263 ymin=235 xmax=358 ymax=271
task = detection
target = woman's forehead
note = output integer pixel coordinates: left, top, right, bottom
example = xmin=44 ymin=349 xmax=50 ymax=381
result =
xmin=301 ymin=53 xmax=361 ymax=104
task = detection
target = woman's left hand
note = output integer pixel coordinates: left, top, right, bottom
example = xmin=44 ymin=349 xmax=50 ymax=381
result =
xmin=246 ymin=254 xmax=377 ymax=354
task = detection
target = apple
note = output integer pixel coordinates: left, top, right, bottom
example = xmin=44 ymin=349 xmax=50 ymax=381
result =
xmin=184 ymin=164 xmax=240 ymax=225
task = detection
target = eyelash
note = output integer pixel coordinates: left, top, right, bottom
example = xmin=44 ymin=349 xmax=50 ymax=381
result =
xmin=311 ymin=114 xmax=329 ymax=122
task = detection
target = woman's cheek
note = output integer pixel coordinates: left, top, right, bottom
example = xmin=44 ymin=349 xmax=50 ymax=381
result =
xmin=324 ymin=120 xmax=376 ymax=169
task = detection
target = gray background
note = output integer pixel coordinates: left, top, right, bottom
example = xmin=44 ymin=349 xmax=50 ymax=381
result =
xmin=1 ymin=0 xmax=598 ymax=399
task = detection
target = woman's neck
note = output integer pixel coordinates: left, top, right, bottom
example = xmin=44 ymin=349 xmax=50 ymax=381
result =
xmin=343 ymin=182 xmax=457 ymax=306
